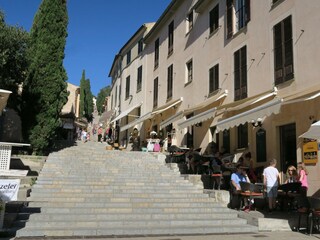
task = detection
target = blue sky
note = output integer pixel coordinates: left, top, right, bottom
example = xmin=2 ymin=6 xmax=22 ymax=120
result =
xmin=0 ymin=0 xmax=171 ymax=96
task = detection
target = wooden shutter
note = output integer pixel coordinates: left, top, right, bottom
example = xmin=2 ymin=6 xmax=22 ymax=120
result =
xmin=226 ymin=0 xmax=233 ymax=39
xmin=283 ymin=16 xmax=294 ymax=81
xmin=245 ymin=0 xmax=251 ymax=24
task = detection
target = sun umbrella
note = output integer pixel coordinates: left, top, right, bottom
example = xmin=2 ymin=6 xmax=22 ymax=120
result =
xmin=150 ymin=131 xmax=157 ymax=135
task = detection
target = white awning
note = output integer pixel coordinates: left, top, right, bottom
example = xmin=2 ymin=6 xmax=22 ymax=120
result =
xmin=177 ymin=107 xmax=217 ymax=130
xmin=110 ymin=102 xmax=142 ymax=123
xmin=284 ymin=91 xmax=320 ymax=105
xmin=160 ymin=111 xmax=183 ymax=129
xmin=120 ymin=112 xmax=152 ymax=132
xmin=216 ymin=98 xmax=283 ymax=132
xmin=184 ymin=90 xmax=228 ymax=115
xmin=299 ymin=121 xmax=320 ymax=140
xmin=227 ymin=91 xmax=277 ymax=111
xmin=152 ymin=97 xmax=183 ymax=115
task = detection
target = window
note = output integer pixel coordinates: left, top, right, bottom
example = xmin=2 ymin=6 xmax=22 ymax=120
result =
xmin=137 ymin=66 xmax=142 ymax=92
xmin=209 ymin=4 xmax=219 ymax=34
xmin=256 ymin=128 xmax=267 ymax=162
xmin=153 ymin=77 xmax=158 ymax=108
xmin=274 ymin=15 xmax=294 ymax=85
xmin=187 ymin=11 xmax=193 ymax=32
xmin=168 ymin=20 xmax=174 ymax=56
xmin=186 ymin=113 xmax=194 ymax=148
xmin=186 ymin=59 xmax=193 ymax=83
xmin=138 ymin=39 xmax=143 ymax=54
xmin=115 ymin=86 xmax=118 ymax=107
xmin=209 ymin=64 xmax=219 ymax=94
xmin=111 ymin=94 xmax=113 ymax=109
xmin=237 ymin=123 xmax=248 ymax=149
xmin=125 ymin=76 xmax=130 ymax=99
xmin=222 ymin=129 xmax=230 ymax=153
xmin=154 ymin=38 xmax=159 ymax=69
xmin=126 ymin=50 xmax=131 ymax=65
xmin=167 ymin=64 xmax=173 ymax=100
xmin=226 ymin=0 xmax=250 ymax=38
xmin=234 ymin=45 xmax=247 ymax=101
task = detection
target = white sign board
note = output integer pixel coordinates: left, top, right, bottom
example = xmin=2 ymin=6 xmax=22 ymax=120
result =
xmin=0 ymin=179 xmax=20 ymax=201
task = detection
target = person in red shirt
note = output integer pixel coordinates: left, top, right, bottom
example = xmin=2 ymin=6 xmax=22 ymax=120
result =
xmin=98 ymin=127 xmax=103 ymax=142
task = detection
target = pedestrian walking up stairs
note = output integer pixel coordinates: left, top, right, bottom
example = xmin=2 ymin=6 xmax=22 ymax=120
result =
xmin=15 ymin=142 xmax=257 ymax=238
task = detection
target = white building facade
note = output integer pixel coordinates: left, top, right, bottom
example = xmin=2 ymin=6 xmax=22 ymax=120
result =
xmin=109 ymin=0 xmax=320 ymax=195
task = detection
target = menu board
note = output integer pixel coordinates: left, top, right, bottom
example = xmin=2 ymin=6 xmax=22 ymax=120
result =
xmin=303 ymin=140 xmax=318 ymax=164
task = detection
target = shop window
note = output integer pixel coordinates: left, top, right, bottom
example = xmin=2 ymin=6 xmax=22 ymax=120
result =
xmin=256 ymin=128 xmax=266 ymax=162
xmin=223 ymin=129 xmax=230 ymax=153
xmin=237 ymin=123 xmax=248 ymax=149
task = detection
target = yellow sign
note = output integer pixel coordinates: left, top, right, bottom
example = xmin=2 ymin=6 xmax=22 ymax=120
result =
xmin=303 ymin=140 xmax=318 ymax=164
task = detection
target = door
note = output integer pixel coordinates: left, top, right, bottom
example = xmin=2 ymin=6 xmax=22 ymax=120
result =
xmin=279 ymin=123 xmax=297 ymax=172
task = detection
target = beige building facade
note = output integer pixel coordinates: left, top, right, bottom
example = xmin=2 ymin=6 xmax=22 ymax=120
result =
xmin=109 ymin=0 xmax=320 ymax=196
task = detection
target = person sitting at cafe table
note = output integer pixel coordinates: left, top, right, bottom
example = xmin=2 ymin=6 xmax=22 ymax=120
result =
xmin=231 ymin=164 xmax=250 ymax=191
xmin=231 ymin=164 xmax=251 ymax=211
xmin=297 ymin=162 xmax=309 ymax=197
xmin=284 ymin=165 xmax=298 ymax=184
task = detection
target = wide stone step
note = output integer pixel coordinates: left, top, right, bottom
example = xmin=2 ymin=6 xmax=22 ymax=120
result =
xmin=28 ymin=191 xmax=210 ymax=198
xmin=22 ymin=218 xmax=248 ymax=228
xmin=34 ymin=180 xmax=187 ymax=184
xmin=16 ymin=224 xmax=257 ymax=237
xmin=21 ymin=205 xmax=230 ymax=213
xmin=21 ymin=212 xmax=238 ymax=222
xmin=31 ymin=184 xmax=199 ymax=190
xmin=28 ymin=197 xmax=212 ymax=207
xmin=30 ymin=188 xmax=203 ymax=194
xmin=14 ymin=142 xmax=256 ymax=238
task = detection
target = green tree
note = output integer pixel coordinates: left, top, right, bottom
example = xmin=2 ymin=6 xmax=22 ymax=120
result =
xmin=79 ymin=70 xmax=93 ymax=121
xmin=21 ymin=0 xmax=68 ymax=155
xmin=79 ymin=70 xmax=86 ymax=118
xmin=0 ymin=11 xmax=29 ymax=111
xmin=96 ymin=86 xmax=111 ymax=114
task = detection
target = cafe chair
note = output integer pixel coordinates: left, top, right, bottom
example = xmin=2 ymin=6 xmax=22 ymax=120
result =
xmin=229 ymin=181 xmax=241 ymax=210
xmin=296 ymin=196 xmax=310 ymax=232
xmin=239 ymin=182 xmax=265 ymax=211
xmin=277 ymin=182 xmax=301 ymax=211
xmin=168 ymin=145 xmax=187 ymax=163
xmin=308 ymin=197 xmax=320 ymax=235
xmin=211 ymin=165 xmax=223 ymax=190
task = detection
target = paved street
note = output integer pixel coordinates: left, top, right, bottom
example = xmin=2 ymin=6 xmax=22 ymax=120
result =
xmin=11 ymin=231 xmax=320 ymax=240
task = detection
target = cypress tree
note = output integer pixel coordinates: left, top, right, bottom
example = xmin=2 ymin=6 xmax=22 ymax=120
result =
xmin=79 ymin=70 xmax=93 ymax=122
xmin=85 ymin=78 xmax=94 ymax=121
xmin=79 ymin=70 xmax=86 ymax=118
xmin=96 ymin=86 xmax=111 ymax=114
xmin=21 ymin=0 xmax=68 ymax=155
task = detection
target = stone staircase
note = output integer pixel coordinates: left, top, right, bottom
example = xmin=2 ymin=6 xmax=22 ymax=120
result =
xmin=15 ymin=142 xmax=257 ymax=237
